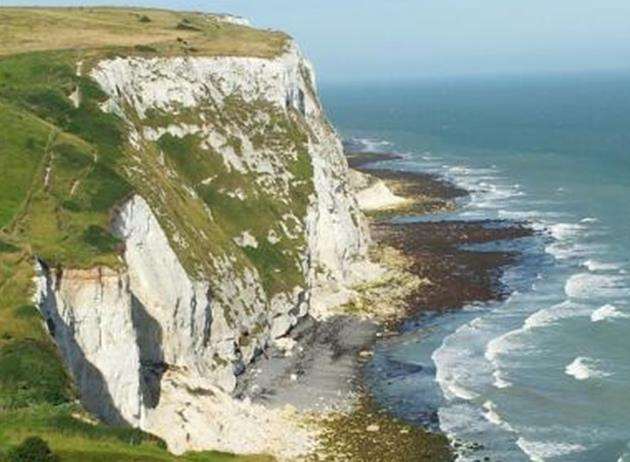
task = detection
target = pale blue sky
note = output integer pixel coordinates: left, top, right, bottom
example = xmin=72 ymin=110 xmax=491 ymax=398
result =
xmin=5 ymin=0 xmax=630 ymax=81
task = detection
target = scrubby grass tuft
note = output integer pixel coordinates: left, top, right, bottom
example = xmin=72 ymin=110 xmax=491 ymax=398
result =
xmin=7 ymin=436 xmax=59 ymax=462
xmin=0 ymin=340 xmax=73 ymax=409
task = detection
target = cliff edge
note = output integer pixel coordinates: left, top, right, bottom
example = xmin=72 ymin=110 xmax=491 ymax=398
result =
xmin=0 ymin=7 xmax=379 ymax=461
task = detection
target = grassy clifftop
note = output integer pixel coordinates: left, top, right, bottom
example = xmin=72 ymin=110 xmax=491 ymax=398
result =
xmin=0 ymin=7 xmax=300 ymax=461
xmin=0 ymin=7 xmax=288 ymax=58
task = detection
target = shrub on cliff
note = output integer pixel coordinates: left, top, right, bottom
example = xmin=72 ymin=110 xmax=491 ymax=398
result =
xmin=7 ymin=437 xmax=59 ymax=462
xmin=0 ymin=340 xmax=73 ymax=408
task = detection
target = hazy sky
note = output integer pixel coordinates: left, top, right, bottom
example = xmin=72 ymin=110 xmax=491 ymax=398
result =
xmin=5 ymin=0 xmax=630 ymax=81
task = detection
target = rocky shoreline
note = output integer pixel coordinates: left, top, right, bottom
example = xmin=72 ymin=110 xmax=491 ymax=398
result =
xmin=237 ymin=149 xmax=535 ymax=461
xmin=317 ymin=151 xmax=536 ymax=461
xmin=349 ymin=151 xmax=536 ymax=461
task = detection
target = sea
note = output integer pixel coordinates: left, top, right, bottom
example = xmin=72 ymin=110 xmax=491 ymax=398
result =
xmin=321 ymin=72 xmax=630 ymax=462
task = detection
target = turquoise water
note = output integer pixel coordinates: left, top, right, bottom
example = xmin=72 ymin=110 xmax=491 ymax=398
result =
xmin=321 ymin=73 xmax=630 ymax=461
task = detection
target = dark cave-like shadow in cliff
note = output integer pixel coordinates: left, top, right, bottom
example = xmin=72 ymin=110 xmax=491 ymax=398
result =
xmin=67 ymin=333 xmax=128 ymax=426
xmin=130 ymin=294 xmax=166 ymax=410
xmin=37 ymin=272 xmax=128 ymax=425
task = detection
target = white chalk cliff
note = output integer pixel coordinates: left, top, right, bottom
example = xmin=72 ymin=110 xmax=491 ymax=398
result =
xmin=34 ymin=40 xmax=376 ymax=458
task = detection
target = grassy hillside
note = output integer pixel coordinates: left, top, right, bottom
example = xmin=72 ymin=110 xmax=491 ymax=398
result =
xmin=0 ymin=8 xmax=287 ymax=58
xmin=0 ymin=7 xmax=300 ymax=461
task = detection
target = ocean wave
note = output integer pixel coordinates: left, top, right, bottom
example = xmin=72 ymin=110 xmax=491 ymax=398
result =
xmin=582 ymin=259 xmax=621 ymax=272
xmin=544 ymin=242 xmax=575 ymax=260
xmin=516 ymin=438 xmax=586 ymax=462
xmin=497 ymin=209 xmax=549 ymax=220
xmin=580 ymin=217 xmax=599 ymax=224
xmin=484 ymin=300 xmax=585 ymax=366
xmin=523 ymin=300 xmax=590 ymax=330
xmin=346 ymin=137 xmax=392 ymax=153
xmin=565 ymin=356 xmax=611 ymax=381
xmin=422 ymin=154 xmax=440 ymax=161
xmin=565 ymin=273 xmax=630 ymax=300
xmin=549 ymin=222 xmax=585 ymax=241
xmin=591 ymin=304 xmax=630 ymax=322
xmin=482 ymin=400 xmax=514 ymax=431
xmin=485 ymin=329 xmax=524 ymax=363
xmin=438 ymin=401 xmax=495 ymax=440
xmin=478 ymin=183 xmax=525 ymax=199
xmin=492 ymin=370 xmax=513 ymax=388
xmin=432 ymin=340 xmax=483 ymax=401
xmin=448 ymin=165 xmax=475 ymax=175
xmin=545 ymin=241 xmax=602 ymax=261
xmin=543 ymin=221 xmax=595 ymax=260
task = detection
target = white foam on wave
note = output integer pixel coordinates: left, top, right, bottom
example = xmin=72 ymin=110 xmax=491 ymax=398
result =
xmin=580 ymin=217 xmax=599 ymax=224
xmin=498 ymin=209 xmax=549 ymax=220
xmin=591 ymin=304 xmax=630 ymax=322
xmin=493 ymin=370 xmax=513 ymax=388
xmin=583 ymin=259 xmax=621 ymax=272
xmin=422 ymin=154 xmax=440 ymax=161
xmin=549 ymin=222 xmax=584 ymax=241
xmin=565 ymin=356 xmax=611 ymax=381
xmin=546 ymin=241 xmax=608 ymax=261
xmin=471 ymin=183 xmax=525 ymax=209
xmin=544 ymin=222 xmax=594 ymax=260
xmin=448 ymin=165 xmax=474 ymax=175
xmin=545 ymin=237 xmax=605 ymax=261
xmin=350 ymin=137 xmax=392 ymax=152
xmin=485 ymin=300 xmax=585 ymax=366
xmin=565 ymin=273 xmax=630 ymax=300
xmin=485 ymin=329 xmax=527 ymax=363
xmin=523 ymin=300 xmax=590 ymax=330
xmin=432 ymin=339 xmax=482 ymax=401
xmin=516 ymin=438 xmax=586 ymax=462
xmin=482 ymin=400 xmax=514 ymax=431
xmin=544 ymin=242 xmax=573 ymax=260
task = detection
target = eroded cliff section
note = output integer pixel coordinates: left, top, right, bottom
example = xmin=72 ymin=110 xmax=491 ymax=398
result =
xmin=34 ymin=41 xmax=378 ymax=458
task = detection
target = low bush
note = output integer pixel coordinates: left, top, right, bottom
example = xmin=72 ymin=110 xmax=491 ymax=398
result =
xmin=7 ymin=437 xmax=59 ymax=462
xmin=134 ymin=44 xmax=157 ymax=53
xmin=82 ymin=225 xmax=121 ymax=254
xmin=0 ymin=340 xmax=72 ymax=408
xmin=176 ymin=20 xmax=200 ymax=31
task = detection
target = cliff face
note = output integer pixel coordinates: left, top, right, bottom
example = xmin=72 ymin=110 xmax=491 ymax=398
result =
xmin=31 ymin=42 xmax=372 ymax=456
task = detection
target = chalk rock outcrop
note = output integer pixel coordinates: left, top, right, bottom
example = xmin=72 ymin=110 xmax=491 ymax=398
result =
xmin=34 ymin=40 xmax=376 ymax=458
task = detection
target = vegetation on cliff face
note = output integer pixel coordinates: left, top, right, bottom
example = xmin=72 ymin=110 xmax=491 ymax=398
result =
xmin=0 ymin=7 xmax=304 ymax=461
xmin=0 ymin=50 xmax=130 ymax=269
